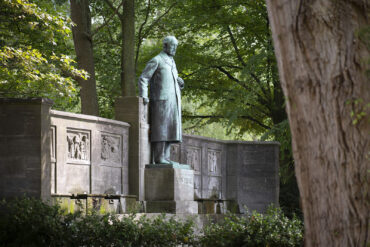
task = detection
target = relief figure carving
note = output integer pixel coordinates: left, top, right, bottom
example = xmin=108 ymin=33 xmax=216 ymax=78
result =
xmin=208 ymin=150 xmax=219 ymax=173
xmin=101 ymin=135 xmax=121 ymax=163
xmin=186 ymin=148 xmax=200 ymax=171
xmin=67 ymin=132 xmax=89 ymax=161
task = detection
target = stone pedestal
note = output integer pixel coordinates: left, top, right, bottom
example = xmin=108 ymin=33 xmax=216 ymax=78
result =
xmin=145 ymin=165 xmax=198 ymax=213
xmin=115 ymin=96 xmax=150 ymax=201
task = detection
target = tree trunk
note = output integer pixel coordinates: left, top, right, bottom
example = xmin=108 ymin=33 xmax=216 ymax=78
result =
xmin=266 ymin=0 xmax=369 ymax=246
xmin=121 ymin=0 xmax=136 ymax=96
xmin=70 ymin=0 xmax=99 ymax=116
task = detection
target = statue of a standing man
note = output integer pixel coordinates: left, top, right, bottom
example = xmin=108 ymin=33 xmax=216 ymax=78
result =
xmin=138 ymin=36 xmax=184 ymax=165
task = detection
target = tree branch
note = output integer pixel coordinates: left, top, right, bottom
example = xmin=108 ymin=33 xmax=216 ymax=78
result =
xmin=103 ymin=0 xmax=123 ymax=19
xmin=250 ymin=71 xmax=269 ymax=99
xmin=212 ymin=66 xmax=240 ymax=83
xmin=212 ymin=66 xmax=252 ymax=93
xmin=141 ymin=2 xmax=177 ymax=39
xmin=226 ymin=25 xmax=246 ymax=67
xmin=105 ymin=22 xmax=120 ymax=46
xmin=92 ymin=1 xmax=123 ymax=37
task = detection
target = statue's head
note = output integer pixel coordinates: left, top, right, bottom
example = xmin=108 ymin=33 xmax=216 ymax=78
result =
xmin=163 ymin=36 xmax=178 ymax=56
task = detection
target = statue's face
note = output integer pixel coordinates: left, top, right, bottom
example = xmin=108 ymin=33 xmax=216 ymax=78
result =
xmin=164 ymin=42 xmax=177 ymax=56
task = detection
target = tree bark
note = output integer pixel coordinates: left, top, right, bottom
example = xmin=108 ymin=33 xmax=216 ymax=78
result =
xmin=266 ymin=0 xmax=370 ymax=246
xmin=121 ymin=0 xmax=136 ymax=96
xmin=70 ymin=0 xmax=99 ymax=116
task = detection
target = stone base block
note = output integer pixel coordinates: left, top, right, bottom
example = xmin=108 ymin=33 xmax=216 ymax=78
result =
xmin=145 ymin=200 xmax=198 ymax=214
xmin=224 ymin=200 xmax=240 ymax=213
xmin=51 ymin=194 xmax=138 ymax=214
xmin=145 ymin=166 xmax=194 ymax=201
xmin=197 ymin=200 xmax=224 ymax=214
xmin=87 ymin=194 xmax=120 ymax=214
xmin=119 ymin=195 xmax=139 ymax=213
xmin=51 ymin=195 xmax=86 ymax=214
xmin=196 ymin=199 xmax=240 ymax=214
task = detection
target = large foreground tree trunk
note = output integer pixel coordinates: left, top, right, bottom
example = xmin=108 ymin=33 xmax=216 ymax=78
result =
xmin=70 ymin=0 xmax=99 ymax=116
xmin=266 ymin=1 xmax=369 ymax=246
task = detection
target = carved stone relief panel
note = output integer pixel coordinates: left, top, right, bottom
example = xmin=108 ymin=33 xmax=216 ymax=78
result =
xmin=170 ymin=144 xmax=180 ymax=163
xmin=101 ymin=133 xmax=122 ymax=165
xmin=67 ymin=129 xmax=90 ymax=164
xmin=207 ymin=149 xmax=221 ymax=175
xmin=186 ymin=146 xmax=201 ymax=173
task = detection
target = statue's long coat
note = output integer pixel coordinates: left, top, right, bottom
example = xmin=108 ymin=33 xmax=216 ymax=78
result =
xmin=138 ymin=51 xmax=183 ymax=142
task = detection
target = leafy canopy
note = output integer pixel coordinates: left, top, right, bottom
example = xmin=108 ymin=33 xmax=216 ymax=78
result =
xmin=0 ymin=0 xmax=87 ymax=108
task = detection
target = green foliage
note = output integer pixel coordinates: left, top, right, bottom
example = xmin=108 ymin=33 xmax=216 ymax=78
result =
xmin=156 ymin=0 xmax=286 ymax=135
xmin=0 ymin=0 xmax=85 ymax=109
xmin=137 ymin=214 xmax=195 ymax=246
xmin=0 ymin=198 xmax=303 ymax=247
xmin=200 ymin=207 xmax=303 ymax=247
xmin=0 ymin=197 xmax=67 ymax=246
xmin=0 ymin=198 xmax=194 ymax=246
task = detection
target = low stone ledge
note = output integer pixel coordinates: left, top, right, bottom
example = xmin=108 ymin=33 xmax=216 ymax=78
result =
xmin=0 ymin=97 xmax=54 ymax=105
xmin=51 ymin=194 xmax=138 ymax=214
xmin=51 ymin=110 xmax=130 ymax=128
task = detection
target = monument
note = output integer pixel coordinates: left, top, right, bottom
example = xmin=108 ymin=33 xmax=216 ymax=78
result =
xmin=0 ymin=43 xmax=280 ymax=216
xmin=138 ymin=36 xmax=198 ymax=213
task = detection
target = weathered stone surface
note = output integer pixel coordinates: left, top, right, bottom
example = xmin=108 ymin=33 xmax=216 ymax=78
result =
xmin=145 ymin=166 xmax=194 ymax=201
xmin=227 ymin=143 xmax=280 ymax=213
xmin=115 ymin=96 xmax=149 ymax=201
xmin=51 ymin=194 xmax=138 ymax=214
xmin=144 ymin=165 xmax=197 ymax=213
xmin=145 ymin=200 xmax=198 ymax=214
xmin=87 ymin=195 xmax=120 ymax=214
xmin=179 ymin=135 xmax=280 ymax=213
xmin=51 ymin=195 xmax=87 ymax=214
xmin=197 ymin=199 xmax=224 ymax=214
xmin=50 ymin=110 xmax=130 ymax=196
xmin=0 ymin=98 xmax=52 ymax=200
xmin=119 ymin=195 xmax=138 ymax=213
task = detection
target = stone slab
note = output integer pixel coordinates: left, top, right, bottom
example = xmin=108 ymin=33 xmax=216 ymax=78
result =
xmin=145 ymin=200 xmax=198 ymax=214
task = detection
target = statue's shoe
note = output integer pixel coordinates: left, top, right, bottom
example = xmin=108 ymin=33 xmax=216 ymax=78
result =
xmin=155 ymin=158 xmax=171 ymax=165
xmin=168 ymin=160 xmax=180 ymax=166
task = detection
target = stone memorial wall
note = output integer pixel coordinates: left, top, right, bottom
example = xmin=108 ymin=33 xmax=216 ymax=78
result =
xmin=50 ymin=110 xmax=130 ymax=195
xmin=0 ymin=98 xmax=279 ymax=214
xmin=171 ymin=135 xmax=280 ymax=213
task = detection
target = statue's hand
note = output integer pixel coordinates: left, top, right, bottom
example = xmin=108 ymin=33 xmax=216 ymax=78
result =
xmin=142 ymin=97 xmax=149 ymax=105
xmin=177 ymin=77 xmax=185 ymax=89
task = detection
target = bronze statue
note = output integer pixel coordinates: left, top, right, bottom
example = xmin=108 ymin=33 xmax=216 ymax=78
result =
xmin=138 ymin=36 xmax=184 ymax=164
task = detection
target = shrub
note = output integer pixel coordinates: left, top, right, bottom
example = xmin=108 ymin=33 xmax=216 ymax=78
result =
xmin=0 ymin=199 xmax=302 ymax=246
xmin=0 ymin=198 xmax=194 ymax=246
xmin=0 ymin=197 xmax=67 ymax=247
xmin=198 ymin=206 xmax=303 ymax=247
